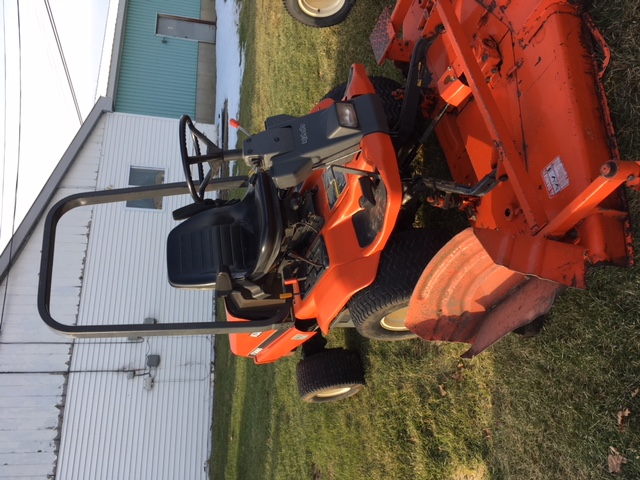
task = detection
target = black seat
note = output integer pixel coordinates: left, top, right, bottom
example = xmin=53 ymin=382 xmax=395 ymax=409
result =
xmin=167 ymin=171 xmax=283 ymax=289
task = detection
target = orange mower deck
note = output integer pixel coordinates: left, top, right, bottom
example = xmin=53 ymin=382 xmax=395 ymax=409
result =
xmin=373 ymin=0 xmax=640 ymax=351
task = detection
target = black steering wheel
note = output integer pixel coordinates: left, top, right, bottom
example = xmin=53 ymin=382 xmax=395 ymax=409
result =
xmin=179 ymin=115 xmax=221 ymax=203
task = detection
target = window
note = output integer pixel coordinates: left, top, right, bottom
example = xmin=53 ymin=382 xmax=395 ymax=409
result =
xmin=126 ymin=167 xmax=165 ymax=210
xmin=156 ymin=14 xmax=216 ymax=44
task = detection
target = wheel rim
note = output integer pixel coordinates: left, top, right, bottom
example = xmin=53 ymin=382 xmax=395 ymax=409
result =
xmin=297 ymin=0 xmax=345 ymax=18
xmin=380 ymin=306 xmax=409 ymax=332
xmin=315 ymin=386 xmax=353 ymax=398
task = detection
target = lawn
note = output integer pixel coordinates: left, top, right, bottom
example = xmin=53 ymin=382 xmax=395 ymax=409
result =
xmin=210 ymin=1 xmax=640 ymax=479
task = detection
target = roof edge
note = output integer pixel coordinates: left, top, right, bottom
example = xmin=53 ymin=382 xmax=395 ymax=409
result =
xmin=106 ymin=0 xmax=129 ymax=101
xmin=0 ymin=96 xmax=114 ymax=284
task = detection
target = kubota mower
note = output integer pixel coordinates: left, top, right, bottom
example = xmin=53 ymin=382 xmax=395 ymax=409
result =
xmin=39 ymin=0 xmax=640 ymax=402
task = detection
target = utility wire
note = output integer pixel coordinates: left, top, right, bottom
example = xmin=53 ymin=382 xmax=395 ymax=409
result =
xmin=43 ymin=0 xmax=82 ymax=124
xmin=1 ymin=0 xmax=8 ymax=234
xmin=0 ymin=1 xmax=6 ymax=308
xmin=1 ymin=0 xmax=23 ymax=331
xmin=94 ymin=0 xmax=114 ymax=102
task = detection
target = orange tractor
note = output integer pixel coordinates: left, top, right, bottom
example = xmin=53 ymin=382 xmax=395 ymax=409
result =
xmin=39 ymin=0 xmax=640 ymax=402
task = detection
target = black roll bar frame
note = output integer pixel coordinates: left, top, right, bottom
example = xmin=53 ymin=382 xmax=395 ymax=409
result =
xmin=37 ymin=176 xmax=295 ymax=338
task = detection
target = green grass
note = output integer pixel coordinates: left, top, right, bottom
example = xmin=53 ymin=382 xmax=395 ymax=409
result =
xmin=210 ymin=0 xmax=640 ymax=478
xmin=237 ymin=0 xmax=401 ymax=135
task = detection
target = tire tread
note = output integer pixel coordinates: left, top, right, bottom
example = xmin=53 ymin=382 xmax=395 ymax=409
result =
xmin=348 ymin=229 xmax=448 ymax=340
xmin=297 ymin=348 xmax=365 ymax=403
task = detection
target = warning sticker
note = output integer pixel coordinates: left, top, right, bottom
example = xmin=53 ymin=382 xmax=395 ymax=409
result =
xmin=542 ymin=156 xmax=570 ymax=198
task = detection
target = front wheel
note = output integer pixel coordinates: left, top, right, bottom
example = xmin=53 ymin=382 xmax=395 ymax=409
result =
xmin=296 ymin=348 xmax=365 ymax=403
xmin=283 ymin=0 xmax=355 ymax=28
xmin=348 ymin=229 xmax=449 ymax=341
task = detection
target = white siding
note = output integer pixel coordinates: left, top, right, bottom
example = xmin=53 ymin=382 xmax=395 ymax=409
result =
xmin=0 ymin=117 xmax=105 ymax=479
xmin=56 ymin=113 xmax=215 ymax=480
xmin=1 ymin=112 xmax=218 ymax=479
xmin=56 ymin=337 xmax=214 ymax=480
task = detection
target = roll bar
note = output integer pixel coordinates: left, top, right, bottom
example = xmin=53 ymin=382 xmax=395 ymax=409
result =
xmin=37 ymin=176 xmax=294 ymax=338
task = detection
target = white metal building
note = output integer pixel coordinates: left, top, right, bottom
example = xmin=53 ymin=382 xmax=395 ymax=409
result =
xmin=0 ymin=99 xmax=218 ymax=479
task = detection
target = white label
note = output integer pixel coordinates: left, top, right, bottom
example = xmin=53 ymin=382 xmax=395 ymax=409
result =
xmin=542 ymin=156 xmax=570 ymax=198
xmin=292 ymin=334 xmax=310 ymax=341
xmin=250 ymin=332 xmax=262 ymax=338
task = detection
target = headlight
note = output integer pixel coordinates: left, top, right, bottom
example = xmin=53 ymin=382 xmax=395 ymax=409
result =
xmin=335 ymin=102 xmax=359 ymax=128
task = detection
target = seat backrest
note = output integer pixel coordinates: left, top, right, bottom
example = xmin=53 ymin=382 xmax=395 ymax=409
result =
xmin=167 ymin=172 xmax=283 ymax=290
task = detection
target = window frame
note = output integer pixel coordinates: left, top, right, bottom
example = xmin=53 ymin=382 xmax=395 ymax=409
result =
xmin=124 ymin=166 xmax=167 ymax=211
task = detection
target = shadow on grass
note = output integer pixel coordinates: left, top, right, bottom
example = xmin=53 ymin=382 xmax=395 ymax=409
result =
xmin=210 ymin=335 xmax=238 ymax=477
xmin=210 ymin=335 xmax=277 ymax=480
xmin=233 ymin=361 xmax=277 ymax=480
xmin=488 ymin=276 xmax=640 ymax=479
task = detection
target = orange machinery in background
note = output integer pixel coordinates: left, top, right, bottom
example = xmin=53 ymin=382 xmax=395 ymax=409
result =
xmin=371 ymin=0 xmax=640 ymax=356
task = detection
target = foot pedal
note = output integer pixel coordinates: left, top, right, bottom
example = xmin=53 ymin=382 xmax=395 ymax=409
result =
xmin=370 ymin=7 xmax=397 ymax=65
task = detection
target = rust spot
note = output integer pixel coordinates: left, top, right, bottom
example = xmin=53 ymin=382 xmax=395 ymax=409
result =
xmin=500 ymin=0 xmax=512 ymax=12
xmin=478 ymin=11 xmax=490 ymax=27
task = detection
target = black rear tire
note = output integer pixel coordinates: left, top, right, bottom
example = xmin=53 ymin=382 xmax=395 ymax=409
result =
xmin=323 ymin=76 xmax=403 ymax=130
xmin=296 ymin=348 xmax=365 ymax=403
xmin=283 ymin=0 xmax=355 ymax=28
xmin=348 ymin=229 xmax=449 ymax=341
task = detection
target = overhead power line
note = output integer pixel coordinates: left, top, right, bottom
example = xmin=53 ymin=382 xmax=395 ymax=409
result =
xmin=1 ymin=0 xmax=8 ymax=232
xmin=43 ymin=0 xmax=82 ymax=125
xmin=1 ymin=0 xmax=24 ymax=330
